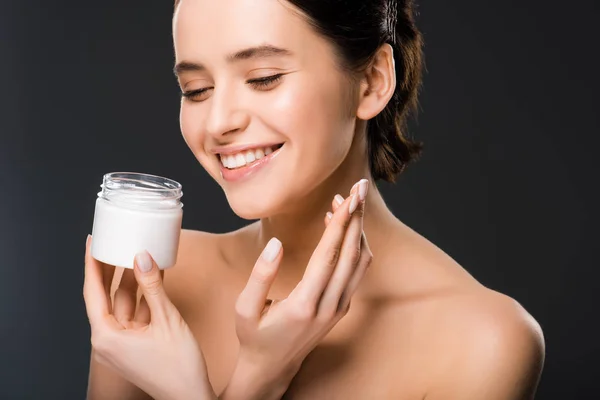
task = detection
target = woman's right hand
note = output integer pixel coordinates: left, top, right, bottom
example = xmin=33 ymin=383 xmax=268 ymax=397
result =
xmin=220 ymin=179 xmax=372 ymax=400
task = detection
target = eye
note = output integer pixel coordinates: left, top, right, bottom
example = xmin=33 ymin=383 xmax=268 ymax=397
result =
xmin=181 ymin=87 xmax=212 ymax=102
xmin=180 ymin=74 xmax=284 ymax=103
xmin=247 ymin=73 xmax=284 ymax=90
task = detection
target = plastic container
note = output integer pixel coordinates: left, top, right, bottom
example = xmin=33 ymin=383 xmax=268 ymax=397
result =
xmin=90 ymin=172 xmax=183 ymax=269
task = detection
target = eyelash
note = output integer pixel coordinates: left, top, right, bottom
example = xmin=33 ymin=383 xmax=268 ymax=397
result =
xmin=181 ymin=74 xmax=284 ymax=101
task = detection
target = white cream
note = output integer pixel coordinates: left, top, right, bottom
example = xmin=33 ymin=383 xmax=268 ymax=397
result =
xmin=90 ymin=172 xmax=183 ymax=270
xmin=220 ymin=145 xmax=278 ymax=169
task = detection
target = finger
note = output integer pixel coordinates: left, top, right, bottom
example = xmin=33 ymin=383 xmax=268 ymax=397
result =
xmin=331 ymin=194 xmax=344 ymax=212
xmin=318 ymin=180 xmax=369 ymax=316
xmin=338 ymin=232 xmax=373 ymax=312
xmin=292 ymin=180 xmax=367 ymax=307
xmin=328 ymin=192 xmax=370 ymax=309
xmin=83 ymin=235 xmax=121 ymax=333
xmin=133 ymin=251 xmax=173 ymax=324
xmin=323 ymin=193 xmax=344 ymax=227
xmin=326 ymin=202 xmax=368 ymax=271
xmin=134 ymin=295 xmax=151 ymax=325
xmin=113 ymin=268 xmax=139 ymax=325
xmin=102 ymin=264 xmax=116 ymax=310
xmin=324 ymin=211 xmax=333 ymax=227
xmin=236 ymin=238 xmax=283 ymax=321
xmin=260 ymin=298 xmax=281 ymax=317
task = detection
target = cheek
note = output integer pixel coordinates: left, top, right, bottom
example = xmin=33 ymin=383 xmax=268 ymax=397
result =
xmin=266 ymin=74 xmax=354 ymax=172
xmin=179 ymin=104 xmax=221 ymax=180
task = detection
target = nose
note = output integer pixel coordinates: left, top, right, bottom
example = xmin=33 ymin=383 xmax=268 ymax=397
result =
xmin=204 ymin=84 xmax=250 ymax=139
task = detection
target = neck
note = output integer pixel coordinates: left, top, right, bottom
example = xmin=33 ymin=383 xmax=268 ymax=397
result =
xmin=251 ymin=133 xmax=398 ymax=289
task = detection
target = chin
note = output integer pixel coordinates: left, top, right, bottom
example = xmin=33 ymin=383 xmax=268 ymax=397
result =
xmin=227 ymin=196 xmax=279 ymax=221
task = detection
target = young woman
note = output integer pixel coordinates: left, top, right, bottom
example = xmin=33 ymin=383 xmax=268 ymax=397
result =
xmin=84 ymin=0 xmax=545 ymax=399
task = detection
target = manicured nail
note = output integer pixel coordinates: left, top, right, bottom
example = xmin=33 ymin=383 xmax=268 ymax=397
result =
xmin=262 ymin=237 xmax=282 ymax=262
xmin=326 ymin=211 xmax=333 ymax=220
xmin=334 ymin=194 xmax=344 ymax=206
xmin=358 ymin=179 xmax=369 ymax=202
xmin=135 ymin=251 xmax=153 ymax=272
xmin=348 ymin=193 xmax=359 ymax=214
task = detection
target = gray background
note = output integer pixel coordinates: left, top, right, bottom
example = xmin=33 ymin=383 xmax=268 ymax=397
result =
xmin=1 ymin=0 xmax=598 ymax=398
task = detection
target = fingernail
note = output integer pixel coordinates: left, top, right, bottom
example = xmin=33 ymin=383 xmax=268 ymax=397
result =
xmin=358 ymin=179 xmax=369 ymax=202
xmin=135 ymin=251 xmax=153 ymax=272
xmin=326 ymin=211 xmax=333 ymax=220
xmin=262 ymin=237 xmax=282 ymax=263
xmin=334 ymin=194 xmax=344 ymax=206
xmin=348 ymin=193 xmax=359 ymax=214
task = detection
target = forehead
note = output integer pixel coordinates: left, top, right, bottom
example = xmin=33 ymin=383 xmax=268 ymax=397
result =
xmin=173 ymin=0 xmax=315 ymax=62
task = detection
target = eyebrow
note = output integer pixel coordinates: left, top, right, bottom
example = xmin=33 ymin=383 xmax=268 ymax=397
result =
xmin=173 ymin=44 xmax=293 ymax=76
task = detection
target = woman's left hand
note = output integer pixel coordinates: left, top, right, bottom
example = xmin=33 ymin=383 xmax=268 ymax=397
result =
xmin=83 ymin=235 xmax=215 ymax=400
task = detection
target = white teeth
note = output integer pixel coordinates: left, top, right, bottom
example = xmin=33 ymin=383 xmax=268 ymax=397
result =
xmin=245 ymin=151 xmax=256 ymax=163
xmin=225 ymin=155 xmax=235 ymax=168
xmin=235 ymin=153 xmax=246 ymax=166
xmin=220 ymin=145 xmax=281 ymax=169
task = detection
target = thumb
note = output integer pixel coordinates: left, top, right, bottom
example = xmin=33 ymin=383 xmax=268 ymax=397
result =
xmin=235 ymin=238 xmax=283 ymax=322
xmin=133 ymin=250 xmax=172 ymax=323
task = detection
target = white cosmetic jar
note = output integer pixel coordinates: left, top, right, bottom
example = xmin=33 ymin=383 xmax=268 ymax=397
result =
xmin=90 ymin=172 xmax=184 ymax=270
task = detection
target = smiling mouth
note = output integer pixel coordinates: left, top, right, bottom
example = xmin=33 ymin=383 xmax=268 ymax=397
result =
xmin=218 ymin=143 xmax=284 ymax=170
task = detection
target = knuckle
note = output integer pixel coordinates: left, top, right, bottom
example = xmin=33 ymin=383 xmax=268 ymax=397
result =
xmin=290 ymin=299 xmax=315 ymax=321
xmin=349 ymin=246 xmax=362 ymax=266
xmin=323 ymin=246 xmax=341 ymax=268
xmin=142 ymin=277 xmax=163 ymax=296
xmin=234 ymin=298 xmax=254 ymax=321
xmin=251 ymin=268 xmax=273 ymax=285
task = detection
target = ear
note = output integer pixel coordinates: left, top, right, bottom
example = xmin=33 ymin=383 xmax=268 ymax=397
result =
xmin=356 ymin=43 xmax=396 ymax=121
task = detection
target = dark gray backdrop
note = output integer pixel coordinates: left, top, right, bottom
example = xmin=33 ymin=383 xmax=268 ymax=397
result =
xmin=1 ymin=1 xmax=598 ymax=399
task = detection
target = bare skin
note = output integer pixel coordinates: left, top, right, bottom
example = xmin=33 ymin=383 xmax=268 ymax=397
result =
xmin=89 ymin=186 xmax=544 ymax=399
xmin=161 ymin=206 xmax=543 ymax=399
xmin=87 ymin=0 xmax=544 ymax=397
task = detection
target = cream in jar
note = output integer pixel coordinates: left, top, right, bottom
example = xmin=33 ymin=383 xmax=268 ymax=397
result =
xmin=90 ymin=172 xmax=183 ymax=269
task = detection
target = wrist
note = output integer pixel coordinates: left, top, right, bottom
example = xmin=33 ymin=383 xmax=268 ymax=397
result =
xmin=218 ymin=356 xmax=297 ymax=400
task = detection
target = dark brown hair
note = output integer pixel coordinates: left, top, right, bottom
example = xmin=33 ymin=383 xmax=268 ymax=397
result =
xmin=174 ymin=0 xmax=424 ymax=182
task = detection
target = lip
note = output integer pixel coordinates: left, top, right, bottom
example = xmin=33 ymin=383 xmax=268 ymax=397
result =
xmin=211 ymin=142 xmax=284 ymax=156
xmin=219 ymin=144 xmax=284 ymax=183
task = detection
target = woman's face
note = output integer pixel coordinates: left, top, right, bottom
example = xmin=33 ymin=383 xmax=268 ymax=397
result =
xmin=173 ymin=0 xmax=359 ymax=219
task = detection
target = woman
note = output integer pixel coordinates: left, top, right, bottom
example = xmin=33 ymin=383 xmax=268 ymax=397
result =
xmin=84 ymin=0 xmax=545 ymax=398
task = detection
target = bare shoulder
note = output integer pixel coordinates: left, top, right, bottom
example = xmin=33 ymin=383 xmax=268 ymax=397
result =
xmin=165 ymin=229 xmax=224 ymax=275
xmin=364 ymin=225 xmax=544 ymax=399
xmin=419 ymin=288 xmax=545 ymax=399
xmin=161 ymin=225 xmax=256 ymax=308
xmin=162 ymin=228 xmax=228 ymax=304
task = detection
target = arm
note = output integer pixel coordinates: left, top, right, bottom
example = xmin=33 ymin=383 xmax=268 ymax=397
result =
xmin=219 ymin=182 xmax=371 ymax=400
xmin=87 ymin=349 xmax=291 ymax=400
xmin=83 ymin=237 xmax=214 ymax=400
xmin=86 ymin=265 xmax=153 ymax=400
xmin=86 ymin=349 xmax=153 ymax=400
xmin=217 ymin=355 xmax=298 ymax=400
